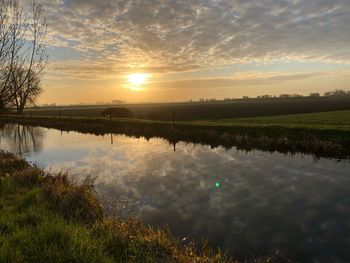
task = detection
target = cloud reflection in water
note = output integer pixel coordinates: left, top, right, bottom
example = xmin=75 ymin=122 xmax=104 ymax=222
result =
xmin=0 ymin=126 xmax=350 ymax=262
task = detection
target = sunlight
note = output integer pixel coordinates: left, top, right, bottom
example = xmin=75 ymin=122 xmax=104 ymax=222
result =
xmin=126 ymin=73 xmax=150 ymax=91
xmin=127 ymin=73 xmax=149 ymax=85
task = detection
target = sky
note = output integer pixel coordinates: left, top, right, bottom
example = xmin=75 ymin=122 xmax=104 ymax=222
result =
xmin=35 ymin=0 xmax=350 ymax=104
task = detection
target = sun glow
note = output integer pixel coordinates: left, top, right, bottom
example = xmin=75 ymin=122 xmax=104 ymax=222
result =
xmin=126 ymin=73 xmax=150 ymax=91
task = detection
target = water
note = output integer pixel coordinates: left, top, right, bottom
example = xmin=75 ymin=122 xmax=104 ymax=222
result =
xmin=1 ymin=124 xmax=350 ymax=262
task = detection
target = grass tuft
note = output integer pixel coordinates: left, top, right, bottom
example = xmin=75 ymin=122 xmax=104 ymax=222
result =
xmin=44 ymin=174 xmax=104 ymax=223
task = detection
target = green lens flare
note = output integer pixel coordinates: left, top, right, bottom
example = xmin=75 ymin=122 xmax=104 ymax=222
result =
xmin=215 ymin=182 xmax=220 ymax=187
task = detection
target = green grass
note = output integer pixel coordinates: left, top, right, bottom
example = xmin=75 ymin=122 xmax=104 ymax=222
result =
xmin=5 ymin=110 xmax=350 ymax=129
xmin=1 ymin=151 xmax=238 ymax=262
xmin=209 ymin=110 xmax=350 ymax=128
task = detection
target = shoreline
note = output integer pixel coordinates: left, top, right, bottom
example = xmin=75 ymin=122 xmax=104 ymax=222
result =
xmin=1 ymin=115 xmax=350 ymax=159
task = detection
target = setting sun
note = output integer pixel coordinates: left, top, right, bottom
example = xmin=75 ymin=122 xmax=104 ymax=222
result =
xmin=127 ymin=73 xmax=150 ymax=86
xmin=126 ymin=73 xmax=150 ymax=91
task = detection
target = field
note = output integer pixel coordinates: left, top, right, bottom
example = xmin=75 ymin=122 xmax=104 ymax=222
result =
xmin=26 ymin=97 xmax=350 ymax=121
xmin=204 ymin=110 xmax=350 ymax=128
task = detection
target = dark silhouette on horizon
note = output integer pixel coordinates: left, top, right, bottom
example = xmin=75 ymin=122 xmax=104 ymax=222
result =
xmin=100 ymin=107 xmax=133 ymax=118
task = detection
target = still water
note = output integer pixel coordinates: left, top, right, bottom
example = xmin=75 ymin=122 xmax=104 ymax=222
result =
xmin=1 ymin=124 xmax=350 ymax=262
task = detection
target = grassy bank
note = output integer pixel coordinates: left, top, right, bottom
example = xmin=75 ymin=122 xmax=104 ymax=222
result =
xmin=0 ymin=151 xmax=292 ymax=262
xmin=1 ymin=112 xmax=350 ymax=159
xmin=210 ymin=110 xmax=350 ymax=127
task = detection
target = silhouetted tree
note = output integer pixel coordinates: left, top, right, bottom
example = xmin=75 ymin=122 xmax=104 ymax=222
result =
xmin=324 ymin=89 xmax=350 ymax=97
xmin=279 ymin=94 xmax=290 ymax=98
xmin=0 ymin=0 xmax=47 ymax=113
xmin=309 ymin=93 xmax=320 ymax=97
xmin=8 ymin=68 xmax=42 ymax=113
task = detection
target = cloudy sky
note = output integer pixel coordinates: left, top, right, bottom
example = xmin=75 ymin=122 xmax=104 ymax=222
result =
xmin=36 ymin=0 xmax=350 ymax=104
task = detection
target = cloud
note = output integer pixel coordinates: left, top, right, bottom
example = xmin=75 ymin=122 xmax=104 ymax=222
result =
xmin=37 ymin=0 xmax=350 ymax=76
xmin=143 ymin=71 xmax=340 ymax=91
xmin=48 ymin=60 xmax=121 ymax=79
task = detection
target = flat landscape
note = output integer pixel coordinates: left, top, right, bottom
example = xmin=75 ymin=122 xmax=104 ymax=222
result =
xmin=2 ymin=0 xmax=350 ymax=262
xmin=25 ymin=97 xmax=350 ymax=121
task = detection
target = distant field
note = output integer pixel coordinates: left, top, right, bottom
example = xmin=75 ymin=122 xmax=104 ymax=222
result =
xmin=25 ymin=97 xmax=350 ymax=121
xmin=209 ymin=110 xmax=350 ymax=128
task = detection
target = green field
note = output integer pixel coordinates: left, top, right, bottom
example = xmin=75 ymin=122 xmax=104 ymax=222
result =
xmin=18 ymin=109 xmax=350 ymax=129
xmin=212 ymin=110 xmax=350 ymax=127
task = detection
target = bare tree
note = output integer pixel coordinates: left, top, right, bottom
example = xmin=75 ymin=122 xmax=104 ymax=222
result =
xmin=8 ymin=67 xmax=42 ymax=113
xmin=0 ymin=0 xmax=10 ymax=62
xmin=0 ymin=0 xmax=11 ymax=109
xmin=0 ymin=0 xmax=47 ymax=113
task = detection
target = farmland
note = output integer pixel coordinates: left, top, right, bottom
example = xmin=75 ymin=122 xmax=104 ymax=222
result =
xmin=25 ymin=97 xmax=350 ymax=121
xmin=207 ymin=110 xmax=350 ymax=127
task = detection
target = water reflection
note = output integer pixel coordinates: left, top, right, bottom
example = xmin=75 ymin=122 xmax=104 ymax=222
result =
xmin=0 ymin=125 xmax=349 ymax=263
xmin=0 ymin=124 xmax=45 ymax=154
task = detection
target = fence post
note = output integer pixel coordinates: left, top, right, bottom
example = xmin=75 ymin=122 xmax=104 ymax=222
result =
xmin=172 ymin=110 xmax=175 ymax=127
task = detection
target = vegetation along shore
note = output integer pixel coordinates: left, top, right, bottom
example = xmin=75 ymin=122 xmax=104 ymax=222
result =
xmin=1 ymin=110 xmax=350 ymax=160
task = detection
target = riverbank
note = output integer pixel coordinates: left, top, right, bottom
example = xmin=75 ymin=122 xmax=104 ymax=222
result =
xmin=0 ymin=151 xmax=229 ymax=262
xmin=1 ymin=113 xmax=350 ymax=159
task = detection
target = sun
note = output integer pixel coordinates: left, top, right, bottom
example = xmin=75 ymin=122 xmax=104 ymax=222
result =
xmin=127 ymin=73 xmax=150 ymax=86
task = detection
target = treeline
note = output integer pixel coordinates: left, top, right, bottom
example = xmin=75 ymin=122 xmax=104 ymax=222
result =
xmin=195 ymin=89 xmax=350 ymax=103
xmin=255 ymin=89 xmax=350 ymax=99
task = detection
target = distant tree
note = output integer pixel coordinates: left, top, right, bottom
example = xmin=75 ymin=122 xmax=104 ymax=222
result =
xmin=0 ymin=0 xmax=47 ymax=113
xmin=309 ymin=93 xmax=320 ymax=97
xmin=279 ymin=94 xmax=290 ymax=98
xmin=324 ymin=89 xmax=350 ymax=97
xmin=101 ymin=107 xmax=133 ymax=118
